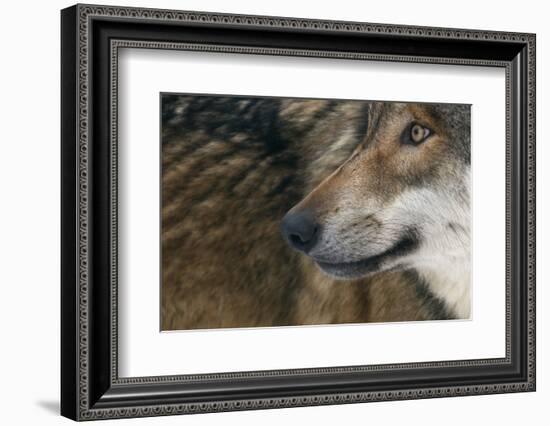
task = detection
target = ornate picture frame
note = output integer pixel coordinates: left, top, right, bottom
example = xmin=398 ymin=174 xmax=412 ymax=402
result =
xmin=61 ymin=3 xmax=535 ymax=421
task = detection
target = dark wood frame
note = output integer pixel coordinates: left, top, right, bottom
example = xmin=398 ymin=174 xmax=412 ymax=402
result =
xmin=61 ymin=3 xmax=536 ymax=421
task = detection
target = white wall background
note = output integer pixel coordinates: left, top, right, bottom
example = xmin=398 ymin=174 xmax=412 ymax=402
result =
xmin=0 ymin=0 xmax=546 ymax=424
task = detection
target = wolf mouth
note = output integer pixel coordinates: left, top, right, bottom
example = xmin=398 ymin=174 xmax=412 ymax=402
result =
xmin=314 ymin=231 xmax=419 ymax=279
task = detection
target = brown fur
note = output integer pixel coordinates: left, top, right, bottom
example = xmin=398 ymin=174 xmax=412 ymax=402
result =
xmin=161 ymin=95 xmax=441 ymax=330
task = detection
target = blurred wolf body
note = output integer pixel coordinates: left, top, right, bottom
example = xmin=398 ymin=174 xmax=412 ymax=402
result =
xmin=161 ymin=95 xmax=449 ymax=330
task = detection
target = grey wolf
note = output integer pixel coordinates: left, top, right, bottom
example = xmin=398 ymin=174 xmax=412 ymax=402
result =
xmin=161 ymin=95 xmax=463 ymax=330
xmin=281 ymin=102 xmax=471 ymax=319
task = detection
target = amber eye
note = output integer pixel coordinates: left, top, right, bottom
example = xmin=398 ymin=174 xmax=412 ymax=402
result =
xmin=409 ymin=123 xmax=431 ymax=144
xmin=402 ymin=123 xmax=432 ymax=146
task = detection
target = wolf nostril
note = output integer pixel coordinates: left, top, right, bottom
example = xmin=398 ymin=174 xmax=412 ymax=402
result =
xmin=281 ymin=210 xmax=319 ymax=252
xmin=289 ymin=233 xmax=307 ymax=246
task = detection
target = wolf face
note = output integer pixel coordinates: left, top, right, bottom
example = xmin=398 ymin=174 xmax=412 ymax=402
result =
xmin=281 ymin=102 xmax=471 ymax=318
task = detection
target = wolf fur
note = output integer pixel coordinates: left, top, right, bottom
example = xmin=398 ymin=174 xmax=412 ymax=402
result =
xmin=161 ymin=95 xmax=464 ymax=330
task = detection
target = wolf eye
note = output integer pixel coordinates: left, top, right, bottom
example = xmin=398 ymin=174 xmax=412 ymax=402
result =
xmin=403 ymin=123 xmax=432 ymax=145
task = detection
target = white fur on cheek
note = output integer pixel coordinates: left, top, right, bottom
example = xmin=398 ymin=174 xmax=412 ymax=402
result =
xmin=392 ymin=168 xmax=471 ymax=318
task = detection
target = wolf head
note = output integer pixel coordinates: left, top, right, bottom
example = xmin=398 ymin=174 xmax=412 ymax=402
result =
xmin=281 ymin=102 xmax=471 ymax=283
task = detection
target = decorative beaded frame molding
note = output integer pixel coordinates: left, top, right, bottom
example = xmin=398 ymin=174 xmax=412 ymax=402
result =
xmin=61 ymin=3 xmax=536 ymax=421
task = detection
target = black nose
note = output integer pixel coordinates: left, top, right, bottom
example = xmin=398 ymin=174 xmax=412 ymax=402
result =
xmin=281 ymin=210 xmax=319 ymax=252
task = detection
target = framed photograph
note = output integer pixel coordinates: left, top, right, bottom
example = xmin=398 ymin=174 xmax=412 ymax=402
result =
xmin=61 ymin=3 xmax=536 ymax=421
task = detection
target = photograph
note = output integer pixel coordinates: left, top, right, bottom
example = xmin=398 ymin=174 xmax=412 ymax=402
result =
xmin=161 ymin=95 xmax=471 ymax=331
